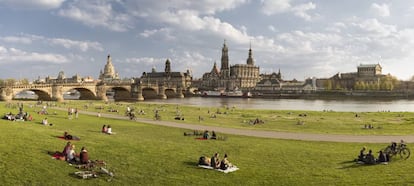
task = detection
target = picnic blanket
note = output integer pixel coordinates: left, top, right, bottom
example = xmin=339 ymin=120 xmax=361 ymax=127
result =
xmin=198 ymin=165 xmax=239 ymax=173
xmin=49 ymin=151 xmax=65 ymax=160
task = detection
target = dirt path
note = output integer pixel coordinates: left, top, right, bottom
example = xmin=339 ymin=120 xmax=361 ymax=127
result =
xmin=67 ymin=108 xmax=414 ymax=144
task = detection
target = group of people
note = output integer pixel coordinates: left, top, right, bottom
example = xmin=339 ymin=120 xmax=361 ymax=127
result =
xmin=202 ymin=130 xmax=217 ymax=139
xmin=61 ymin=142 xmax=89 ymax=164
xmin=357 ymin=147 xmax=388 ymax=164
xmin=3 ymin=111 xmax=33 ymax=121
xmin=198 ymin=153 xmax=233 ymax=170
xmin=101 ymin=125 xmax=113 ymax=135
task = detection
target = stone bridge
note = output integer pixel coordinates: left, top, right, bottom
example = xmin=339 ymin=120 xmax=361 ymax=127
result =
xmin=0 ymin=81 xmax=186 ymax=102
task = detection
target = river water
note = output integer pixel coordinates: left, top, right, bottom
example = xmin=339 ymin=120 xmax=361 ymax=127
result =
xmin=145 ymin=97 xmax=414 ymax=112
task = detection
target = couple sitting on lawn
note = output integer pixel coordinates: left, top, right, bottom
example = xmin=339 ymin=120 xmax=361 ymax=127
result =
xmin=102 ymin=125 xmax=113 ymax=135
xmin=199 ymin=153 xmax=233 ymax=170
xmin=62 ymin=142 xmax=89 ymax=164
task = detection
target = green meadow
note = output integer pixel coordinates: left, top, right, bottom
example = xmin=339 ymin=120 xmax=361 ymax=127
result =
xmin=1 ymin=101 xmax=413 ymax=185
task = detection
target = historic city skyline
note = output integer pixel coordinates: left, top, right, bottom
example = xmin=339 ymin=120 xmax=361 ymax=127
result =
xmin=1 ymin=1 xmax=414 ymax=81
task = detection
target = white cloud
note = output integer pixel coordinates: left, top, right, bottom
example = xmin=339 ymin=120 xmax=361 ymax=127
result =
xmin=139 ymin=28 xmax=176 ymax=40
xmin=261 ymin=0 xmax=291 ymax=15
xmin=370 ymin=3 xmax=390 ymax=17
xmin=0 ymin=36 xmax=33 ymax=44
xmin=0 ymin=0 xmax=66 ymax=9
xmin=0 ymin=46 xmax=68 ymax=64
xmin=350 ymin=19 xmax=397 ymax=37
xmin=49 ymin=38 xmax=103 ymax=52
xmin=0 ymin=34 xmax=103 ymax=52
xmin=292 ymin=2 xmax=316 ymax=21
xmin=58 ymin=0 xmax=132 ymax=32
xmin=260 ymin=0 xmax=316 ymax=21
xmin=125 ymin=57 xmax=165 ymax=66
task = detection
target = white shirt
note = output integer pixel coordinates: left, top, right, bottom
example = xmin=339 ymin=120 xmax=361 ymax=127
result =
xmin=67 ymin=149 xmax=75 ymax=160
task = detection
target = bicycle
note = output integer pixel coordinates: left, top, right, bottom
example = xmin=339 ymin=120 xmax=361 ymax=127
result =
xmin=383 ymin=141 xmax=410 ymax=160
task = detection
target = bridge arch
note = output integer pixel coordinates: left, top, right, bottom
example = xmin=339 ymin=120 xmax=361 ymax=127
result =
xmin=15 ymin=89 xmax=52 ymax=101
xmin=106 ymin=86 xmax=132 ymax=101
xmin=62 ymin=88 xmax=97 ymax=100
xmin=142 ymin=87 xmax=158 ymax=99
xmin=165 ymin=88 xmax=176 ymax=98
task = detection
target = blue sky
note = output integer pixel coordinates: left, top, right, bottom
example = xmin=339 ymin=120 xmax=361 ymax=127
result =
xmin=1 ymin=0 xmax=414 ymax=81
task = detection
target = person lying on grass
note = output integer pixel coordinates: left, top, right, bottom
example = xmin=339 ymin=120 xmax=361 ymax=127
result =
xmin=64 ymin=131 xmax=80 ymax=140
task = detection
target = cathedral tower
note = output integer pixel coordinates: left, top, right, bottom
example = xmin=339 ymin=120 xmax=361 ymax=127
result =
xmin=220 ymin=40 xmax=230 ymax=78
xmin=246 ymin=43 xmax=254 ymax=65
xmin=165 ymin=59 xmax=171 ymax=74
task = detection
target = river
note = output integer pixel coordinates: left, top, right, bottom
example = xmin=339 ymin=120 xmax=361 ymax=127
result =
xmin=144 ymin=97 xmax=414 ymax=112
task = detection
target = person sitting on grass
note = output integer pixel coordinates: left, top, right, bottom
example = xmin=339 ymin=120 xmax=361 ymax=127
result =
xmin=203 ymin=130 xmax=209 ymax=139
xmin=358 ymin=147 xmax=366 ymax=162
xmin=102 ymin=125 xmax=107 ymax=133
xmin=66 ymin=144 xmax=77 ymax=163
xmin=210 ymin=153 xmax=220 ymax=169
xmin=220 ymin=154 xmax=233 ymax=170
xmin=79 ymin=147 xmax=89 ymax=164
xmin=106 ymin=125 xmax=112 ymax=135
xmin=377 ymin=150 xmax=388 ymax=163
xmin=211 ymin=131 xmax=217 ymax=140
xmin=365 ymin=150 xmax=376 ymax=164
xmin=61 ymin=142 xmax=71 ymax=158
xmin=42 ymin=118 xmax=48 ymax=125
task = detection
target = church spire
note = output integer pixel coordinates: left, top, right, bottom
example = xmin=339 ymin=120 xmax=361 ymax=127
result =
xmin=246 ymin=42 xmax=254 ymax=65
xmin=221 ymin=39 xmax=229 ymax=77
xmin=165 ymin=59 xmax=171 ymax=74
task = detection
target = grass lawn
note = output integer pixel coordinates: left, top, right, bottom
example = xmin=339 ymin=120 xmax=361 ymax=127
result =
xmin=0 ymin=101 xmax=414 ymax=185
xmin=59 ymin=100 xmax=414 ymax=135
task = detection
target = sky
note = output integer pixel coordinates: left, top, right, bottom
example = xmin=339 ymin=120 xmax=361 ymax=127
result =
xmin=1 ymin=0 xmax=414 ymax=81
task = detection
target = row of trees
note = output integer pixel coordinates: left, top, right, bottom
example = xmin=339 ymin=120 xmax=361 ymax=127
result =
xmin=354 ymin=76 xmax=399 ymax=91
xmin=324 ymin=75 xmax=400 ymax=91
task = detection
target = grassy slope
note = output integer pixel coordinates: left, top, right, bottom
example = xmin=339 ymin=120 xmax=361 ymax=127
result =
xmin=0 ymin=101 xmax=413 ymax=185
xmin=62 ymin=100 xmax=414 ymax=135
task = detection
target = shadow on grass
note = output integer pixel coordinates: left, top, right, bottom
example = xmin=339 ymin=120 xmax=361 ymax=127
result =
xmin=183 ymin=161 xmax=199 ymax=167
xmin=337 ymin=160 xmax=365 ymax=169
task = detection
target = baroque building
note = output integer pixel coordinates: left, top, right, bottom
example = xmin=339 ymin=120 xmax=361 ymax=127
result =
xmin=140 ymin=59 xmax=193 ymax=92
xmin=99 ymin=55 xmax=120 ymax=82
xmin=316 ymin=63 xmax=398 ymax=91
xmin=200 ymin=41 xmax=260 ymax=91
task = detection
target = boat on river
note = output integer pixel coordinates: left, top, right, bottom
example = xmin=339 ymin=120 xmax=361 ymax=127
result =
xmin=202 ymin=90 xmax=252 ymax=98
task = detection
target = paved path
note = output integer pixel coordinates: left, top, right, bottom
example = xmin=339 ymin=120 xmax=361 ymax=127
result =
xmin=62 ymin=108 xmax=414 ymax=144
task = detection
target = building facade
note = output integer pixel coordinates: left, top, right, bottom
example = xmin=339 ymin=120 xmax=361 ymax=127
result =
xmin=200 ymin=41 xmax=260 ymax=91
xmin=140 ymin=59 xmax=193 ymax=91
